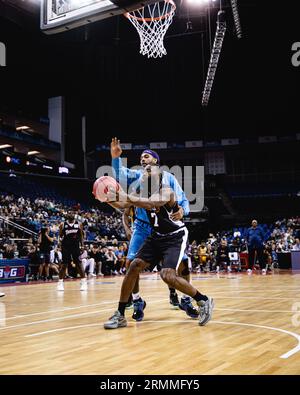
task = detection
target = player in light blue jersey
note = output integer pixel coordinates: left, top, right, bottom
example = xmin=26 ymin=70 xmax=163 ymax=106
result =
xmin=110 ymin=137 xmax=198 ymax=320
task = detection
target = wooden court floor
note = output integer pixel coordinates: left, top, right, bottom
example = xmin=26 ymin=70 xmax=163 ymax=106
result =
xmin=1 ymin=270 xmax=300 ymax=375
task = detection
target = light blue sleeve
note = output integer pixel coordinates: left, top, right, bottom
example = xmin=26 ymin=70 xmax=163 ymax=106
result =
xmin=112 ymin=158 xmax=142 ymax=184
xmin=167 ymin=173 xmax=190 ymax=216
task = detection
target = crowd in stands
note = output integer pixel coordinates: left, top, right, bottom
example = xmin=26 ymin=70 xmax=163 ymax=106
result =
xmin=0 ymin=193 xmax=126 ymax=239
xmin=1 ymin=192 xmax=300 ymax=279
xmin=188 ymin=217 xmax=300 ymax=274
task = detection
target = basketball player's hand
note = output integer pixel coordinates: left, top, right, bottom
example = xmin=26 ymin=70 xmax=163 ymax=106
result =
xmin=170 ymin=206 xmax=184 ymax=221
xmin=107 ymin=186 xmax=126 ymax=202
xmin=110 ymin=137 xmax=122 ymax=159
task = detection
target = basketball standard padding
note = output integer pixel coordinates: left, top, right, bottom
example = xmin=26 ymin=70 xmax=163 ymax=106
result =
xmin=92 ymin=176 xmax=120 ymax=202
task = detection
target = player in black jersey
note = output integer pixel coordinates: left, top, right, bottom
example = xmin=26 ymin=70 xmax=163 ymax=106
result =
xmin=122 ymin=205 xmax=198 ymax=319
xmin=57 ymin=213 xmax=87 ymax=292
xmin=104 ymin=165 xmax=214 ymax=329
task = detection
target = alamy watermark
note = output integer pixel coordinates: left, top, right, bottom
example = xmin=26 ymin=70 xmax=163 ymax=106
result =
xmin=96 ymin=159 xmax=204 ymax=212
xmin=0 ymin=41 xmax=6 ymax=67
xmin=291 ymin=42 xmax=300 ymax=67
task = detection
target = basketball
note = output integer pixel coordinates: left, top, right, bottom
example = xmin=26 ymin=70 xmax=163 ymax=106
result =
xmin=92 ymin=176 xmax=120 ymax=202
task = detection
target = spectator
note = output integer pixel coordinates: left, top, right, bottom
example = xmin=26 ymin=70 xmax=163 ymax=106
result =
xmin=198 ymin=241 xmax=208 ymax=272
xmin=216 ymin=239 xmax=230 ymax=273
xmin=293 ymin=238 xmax=300 ymax=251
xmin=271 ymin=243 xmax=278 ymax=267
xmin=81 ymin=244 xmax=96 ymax=278
xmin=104 ymin=247 xmax=118 ymax=275
xmin=28 ymin=245 xmax=41 ymax=281
xmin=246 ymin=219 xmax=265 ymax=275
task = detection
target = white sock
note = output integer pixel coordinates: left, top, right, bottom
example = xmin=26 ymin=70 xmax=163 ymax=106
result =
xmin=132 ymin=292 xmax=140 ymax=301
xmin=59 ymin=279 xmax=63 ymax=283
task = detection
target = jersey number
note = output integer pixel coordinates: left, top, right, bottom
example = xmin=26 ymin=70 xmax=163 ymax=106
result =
xmin=151 ymin=212 xmax=159 ymax=227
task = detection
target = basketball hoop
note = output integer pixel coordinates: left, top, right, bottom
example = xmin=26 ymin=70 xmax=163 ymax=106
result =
xmin=124 ymin=0 xmax=176 ymax=59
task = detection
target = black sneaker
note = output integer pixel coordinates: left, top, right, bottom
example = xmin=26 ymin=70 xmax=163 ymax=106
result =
xmin=169 ymin=292 xmax=180 ymax=309
xmin=179 ymin=296 xmax=199 ymax=318
xmin=125 ymin=301 xmax=133 ymax=310
xmin=132 ymin=299 xmax=147 ymax=321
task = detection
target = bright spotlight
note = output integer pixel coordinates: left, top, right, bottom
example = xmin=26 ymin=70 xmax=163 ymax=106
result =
xmin=186 ymin=0 xmax=209 ymax=4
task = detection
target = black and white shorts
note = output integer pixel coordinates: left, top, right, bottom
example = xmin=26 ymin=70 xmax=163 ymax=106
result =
xmin=136 ymin=227 xmax=189 ymax=271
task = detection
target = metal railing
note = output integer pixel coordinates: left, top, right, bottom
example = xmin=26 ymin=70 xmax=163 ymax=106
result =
xmin=0 ymin=216 xmax=38 ymax=238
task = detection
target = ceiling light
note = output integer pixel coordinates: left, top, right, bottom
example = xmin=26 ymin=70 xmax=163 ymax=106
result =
xmin=202 ymin=10 xmax=226 ymax=106
xmin=16 ymin=126 xmax=30 ymax=131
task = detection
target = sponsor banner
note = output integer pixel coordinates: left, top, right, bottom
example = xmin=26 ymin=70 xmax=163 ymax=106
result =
xmin=132 ymin=144 xmax=148 ymax=150
xmin=149 ymin=142 xmax=167 ymax=149
xmin=0 ymin=259 xmax=29 ymax=283
xmin=258 ymin=136 xmax=277 ymax=143
xmin=120 ymin=143 xmax=132 ymax=150
xmin=185 ymin=141 xmax=203 ymax=148
xmin=221 ymin=138 xmax=239 ymax=146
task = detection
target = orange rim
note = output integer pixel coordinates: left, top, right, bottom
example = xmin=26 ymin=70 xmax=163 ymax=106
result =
xmin=124 ymin=0 xmax=176 ymax=22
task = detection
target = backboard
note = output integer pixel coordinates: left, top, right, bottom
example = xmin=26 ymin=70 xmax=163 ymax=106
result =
xmin=41 ymin=0 xmax=156 ymax=34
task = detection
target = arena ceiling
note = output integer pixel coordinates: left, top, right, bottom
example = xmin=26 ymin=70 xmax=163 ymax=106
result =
xmin=0 ymin=1 xmax=299 ymax=148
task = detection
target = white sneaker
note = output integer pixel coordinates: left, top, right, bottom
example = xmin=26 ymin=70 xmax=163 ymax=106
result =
xmin=88 ymin=273 xmax=96 ymax=278
xmin=198 ymin=297 xmax=214 ymax=326
xmin=247 ymin=269 xmax=252 ymax=275
xmin=98 ymin=273 xmax=104 ymax=277
xmin=262 ymin=269 xmax=267 ymax=275
xmin=80 ymin=278 xmax=88 ymax=291
xmin=216 ymin=266 xmax=220 ymax=273
xmin=227 ymin=267 xmax=232 ymax=273
xmin=57 ymin=280 xmax=64 ymax=291
xmin=0 ymin=292 xmax=5 ymax=297
xmin=152 ymin=266 xmax=158 ymax=273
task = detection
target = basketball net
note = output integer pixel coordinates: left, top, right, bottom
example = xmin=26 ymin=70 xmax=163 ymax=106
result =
xmin=124 ymin=0 xmax=176 ymax=59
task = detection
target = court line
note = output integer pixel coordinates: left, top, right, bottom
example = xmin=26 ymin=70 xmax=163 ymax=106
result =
xmin=0 ymin=301 xmax=119 ymax=322
xmin=24 ymin=319 xmax=300 ymax=359
xmin=1 ymin=294 xmax=299 ymax=324
xmin=214 ymin=308 xmax=297 ymax=314
xmin=211 ymin=320 xmax=300 ymax=359
xmin=0 ymin=299 xmax=164 ymax=330
xmin=213 ymin=296 xmax=300 ymax=300
xmin=212 ymin=290 xmax=300 ymax=294
xmin=0 ymin=296 xmax=168 ymax=322
xmin=0 ymin=309 xmax=113 ymax=331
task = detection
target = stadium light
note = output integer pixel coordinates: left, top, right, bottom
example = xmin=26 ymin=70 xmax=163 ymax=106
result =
xmin=201 ymin=10 xmax=226 ymax=106
xmin=6 ymin=156 xmax=11 ymax=163
xmin=16 ymin=126 xmax=30 ymax=131
xmin=186 ymin=0 xmax=209 ymax=3
xmin=27 ymin=150 xmax=40 ymax=156
xmin=0 ymin=144 xmax=12 ymax=149
xmin=230 ymin=0 xmax=242 ymax=39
